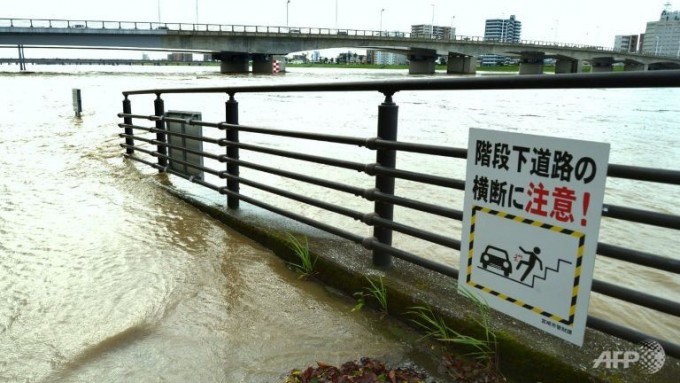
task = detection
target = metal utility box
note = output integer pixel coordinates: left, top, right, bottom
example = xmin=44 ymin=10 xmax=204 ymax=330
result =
xmin=164 ymin=110 xmax=204 ymax=180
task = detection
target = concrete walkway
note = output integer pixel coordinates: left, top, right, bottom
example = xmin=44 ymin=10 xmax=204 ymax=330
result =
xmin=160 ymin=177 xmax=679 ymax=383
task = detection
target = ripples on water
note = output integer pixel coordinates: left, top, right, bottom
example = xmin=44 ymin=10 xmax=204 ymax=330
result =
xmin=0 ymin=65 xmax=678 ymax=380
xmin=0 ymin=67 xmax=436 ymax=382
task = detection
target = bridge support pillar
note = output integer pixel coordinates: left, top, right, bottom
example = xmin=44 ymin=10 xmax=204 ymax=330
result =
xmin=519 ymin=57 xmax=544 ymax=75
xmin=590 ymin=59 xmax=614 ymax=73
xmin=273 ymin=55 xmax=287 ymax=73
xmin=252 ymin=54 xmax=274 ymax=74
xmin=218 ymin=53 xmax=249 ymax=74
xmin=555 ymin=59 xmax=582 ymax=74
xmin=408 ymin=55 xmax=436 ymax=75
xmin=446 ymin=55 xmax=476 ymax=74
xmin=624 ymin=62 xmax=648 ymax=71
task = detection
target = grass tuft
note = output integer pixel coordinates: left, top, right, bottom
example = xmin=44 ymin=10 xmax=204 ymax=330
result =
xmin=285 ymin=233 xmax=316 ymax=279
xmin=352 ymin=276 xmax=388 ymax=314
xmin=406 ymin=287 xmax=499 ymax=368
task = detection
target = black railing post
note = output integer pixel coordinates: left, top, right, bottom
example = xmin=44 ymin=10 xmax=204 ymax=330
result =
xmin=154 ymin=93 xmax=167 ymax=171
xmin=372 ymin=92 xmax=398 ymax=268
xmin=225 ymin=93 xmax=240 ymax=209
xmin=122 ymin=96 xmax=134 ymax=154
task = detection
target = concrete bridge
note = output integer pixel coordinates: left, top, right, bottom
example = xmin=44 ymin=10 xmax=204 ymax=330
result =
xmin=2 ymin=18 xmax=680 ymax=75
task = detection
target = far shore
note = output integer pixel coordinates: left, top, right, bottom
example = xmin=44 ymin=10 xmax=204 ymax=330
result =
xmin=2 ymin=60 xmax=624 ymax=74
xmin=286 ymin=62 xmax=619 ymax=73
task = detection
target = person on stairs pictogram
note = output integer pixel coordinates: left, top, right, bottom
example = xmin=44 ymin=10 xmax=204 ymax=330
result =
xmin=516 ymin=246 xmax=543 ymax=282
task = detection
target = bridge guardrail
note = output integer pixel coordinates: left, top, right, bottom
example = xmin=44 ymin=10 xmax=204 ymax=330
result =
xmin=3 ymin=17 xmax=679 ymax=59
xmin=117 ymin=71 xmax=680 ymax=358
xmin=0 ymin=16 xmax=605 ymax=49
xmin=0 ymin=18 xmax=679 ymax=60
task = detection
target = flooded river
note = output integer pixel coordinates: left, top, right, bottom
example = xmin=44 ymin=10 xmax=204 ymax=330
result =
xmin=0 ymin=66 xmax=440 ymax=382
xmin=0 ymin=64 xmax=678 ymax=381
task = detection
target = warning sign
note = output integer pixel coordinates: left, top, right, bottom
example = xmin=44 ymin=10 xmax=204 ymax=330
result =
xmin=458 ymin=128 xmax=609 ymax=346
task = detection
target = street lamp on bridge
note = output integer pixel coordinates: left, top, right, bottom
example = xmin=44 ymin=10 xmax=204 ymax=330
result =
xmin=287 ymin=0 xmax=291 ymax=27
xmin=380 ymin=8 xmax=385 ymax=33
xmin=430 ymin=3 xmax=435 ymax=38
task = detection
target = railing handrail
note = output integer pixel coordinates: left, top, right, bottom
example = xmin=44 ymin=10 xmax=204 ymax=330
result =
xmin=5 ymin=17 xmax=680 ymax=59
xmin=118 ymin=71 xmax=680 ymax=358
xmin=123 ymin=70 xmax=680 ymax=96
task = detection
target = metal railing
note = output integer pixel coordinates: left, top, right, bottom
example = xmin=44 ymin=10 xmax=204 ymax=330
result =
xmin=118 ymin=71 xmax=680 ymax=358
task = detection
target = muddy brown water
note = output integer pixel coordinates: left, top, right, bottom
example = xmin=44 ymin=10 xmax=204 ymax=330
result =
xmin=0 ymin=65 xmax=678 ymax=381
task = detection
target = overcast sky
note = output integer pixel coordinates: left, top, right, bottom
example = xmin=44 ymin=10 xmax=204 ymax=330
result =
xmin=2 ymin=0 xmax=674 ymax=56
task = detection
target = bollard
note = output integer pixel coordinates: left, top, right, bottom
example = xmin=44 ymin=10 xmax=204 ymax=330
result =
xmin=225 ymin=93 xmax=240 ymax=209
xmin=72 ymin=88 xmax=82 ymax=117
xmin=154 ymin=94 xmax=168 ymax=170
xmin=372 ymin=92 xmax=399 ymax=268
xmin=122 ymin=96 xmax=134 ymax=154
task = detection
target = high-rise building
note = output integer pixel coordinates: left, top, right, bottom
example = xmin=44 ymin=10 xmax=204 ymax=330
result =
xmin=642 ymin=5 xmax=680 ymax=56
xmin=484 ymin=15 xmax=521 ymax=43
xmin=614 ymin=35 xmax=640 ymax=53
xmin=367 ymin=50 xmax=408 ymax=65
xmin=480 ymin=15 xmax=522 ymax=65
xmin=411 ymin=25 xmax=455 ymax=39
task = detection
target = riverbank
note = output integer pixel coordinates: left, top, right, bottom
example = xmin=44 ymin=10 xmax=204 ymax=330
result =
xmin=285 ymin=63 xmax=626 ymax=73
xmin=3 ymin=61 xmax=620 ymax=73
xmin=160 ymin=178 xmax=679 ymax=383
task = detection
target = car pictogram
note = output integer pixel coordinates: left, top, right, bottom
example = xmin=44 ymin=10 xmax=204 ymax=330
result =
xmin=481 ymin=245 xmax=512 ymax=277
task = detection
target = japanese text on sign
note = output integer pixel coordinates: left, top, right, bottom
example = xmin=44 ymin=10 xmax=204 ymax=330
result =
xmin=472 ymin=140 xmax=598 ymax=226
xmin=474 ymin=140 xmax=597 ymax=184
xmin=459 ymin=128 xmax=610 ymax=347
